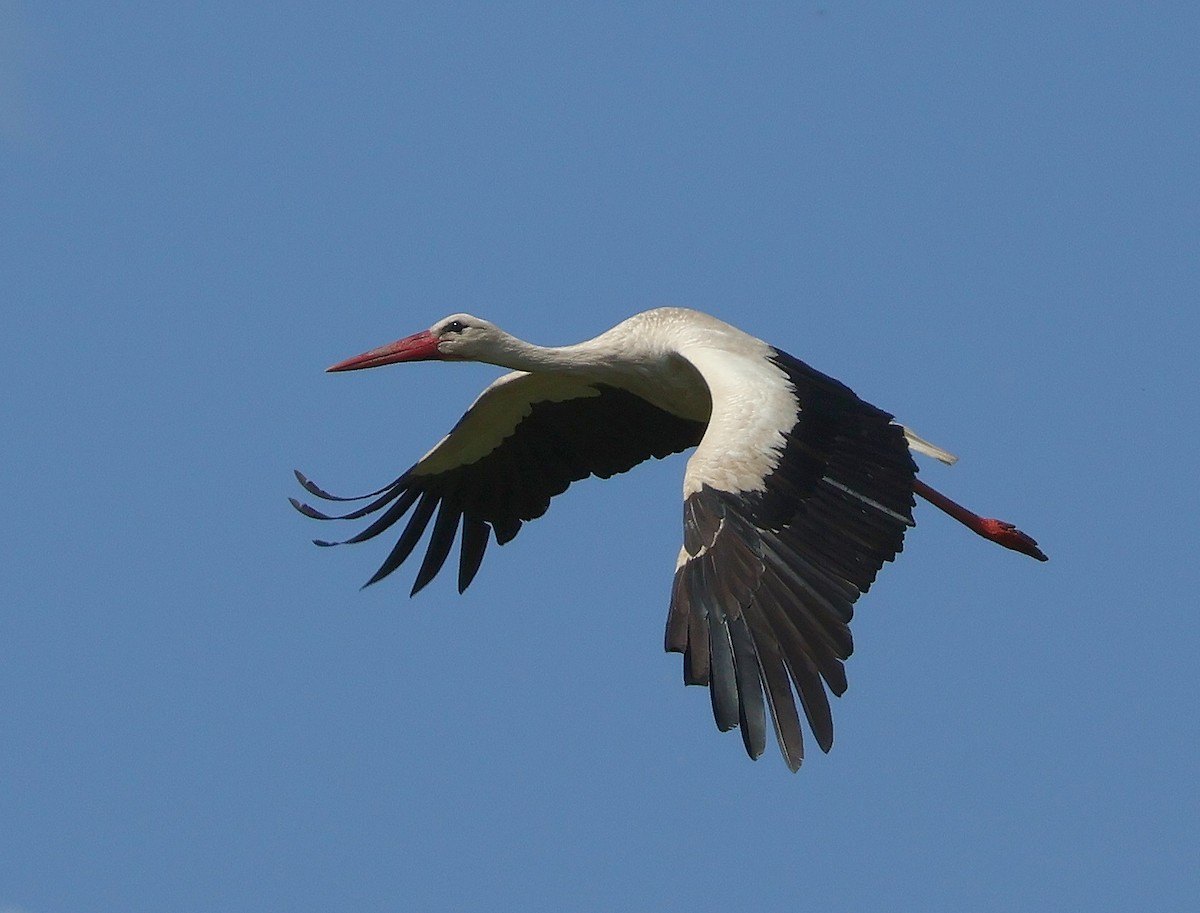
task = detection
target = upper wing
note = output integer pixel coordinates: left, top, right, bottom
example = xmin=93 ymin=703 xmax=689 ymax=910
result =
xmin=293 ymin=371 xmax=706 ymax=594
xmin=664 ymin=346 xmax=917 ymax=771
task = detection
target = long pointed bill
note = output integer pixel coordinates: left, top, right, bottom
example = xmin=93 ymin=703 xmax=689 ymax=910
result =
xmin=326 ymin=330 xmax=441 ymax=372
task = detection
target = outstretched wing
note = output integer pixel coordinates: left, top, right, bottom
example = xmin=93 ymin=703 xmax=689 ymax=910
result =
xmin=293 ymin=371 xmax=706 ymax=594
xmin=664 ymin=346 xmax=917 ymax=771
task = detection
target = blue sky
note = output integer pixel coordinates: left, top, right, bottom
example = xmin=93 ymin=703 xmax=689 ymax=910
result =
xmin=3 ymin=3 xmax=1198 ymax=911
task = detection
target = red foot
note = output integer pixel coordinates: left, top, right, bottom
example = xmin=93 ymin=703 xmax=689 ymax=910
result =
xmin=978 ymin=518 xmax=1049 ymax=562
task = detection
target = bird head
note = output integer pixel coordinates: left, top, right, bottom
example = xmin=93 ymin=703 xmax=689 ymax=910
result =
xmin=326 ymin=313 xmax=502 ymax=372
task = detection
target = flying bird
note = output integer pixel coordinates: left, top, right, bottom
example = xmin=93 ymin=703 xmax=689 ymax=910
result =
xmin=292 ymin=308 xmax=1046 ymax=771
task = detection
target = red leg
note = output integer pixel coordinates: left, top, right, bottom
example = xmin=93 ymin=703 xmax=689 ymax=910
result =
xmin=913 ymin=479 xmax=1048 ymax=562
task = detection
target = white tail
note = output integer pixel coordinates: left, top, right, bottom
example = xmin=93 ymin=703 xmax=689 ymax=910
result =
xmin=901 ymin=426 xmax=958 ymax=465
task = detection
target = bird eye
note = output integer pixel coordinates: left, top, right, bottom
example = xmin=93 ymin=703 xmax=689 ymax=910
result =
xmin=445 ymin=320 xmax=466 ymax=334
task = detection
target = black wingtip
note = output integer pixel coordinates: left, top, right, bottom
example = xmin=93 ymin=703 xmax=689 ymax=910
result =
xmin=291 ymin=498 xmax=336 ymax=520
xmin=293 ymin=469 xmax=325 ymax=497
xmin=294 ymin=468 xmax=398 ymax=503
xmin=294 ymin=469 xmax=337 ymax=500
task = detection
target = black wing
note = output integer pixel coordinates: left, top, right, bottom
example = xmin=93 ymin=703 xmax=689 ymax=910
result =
xmin=294 ymin=371 xmax=706 ymax=594
xmin=664 ymin=349 xmax=917 ymax=771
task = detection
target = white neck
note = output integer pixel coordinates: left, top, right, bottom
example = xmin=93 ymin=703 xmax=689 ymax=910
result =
xmin=482 ymin=333 xmax=611 ymax=375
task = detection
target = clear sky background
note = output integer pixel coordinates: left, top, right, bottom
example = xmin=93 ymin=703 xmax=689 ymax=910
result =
xmin=3 ymin=3 xmax=1198 ymax=911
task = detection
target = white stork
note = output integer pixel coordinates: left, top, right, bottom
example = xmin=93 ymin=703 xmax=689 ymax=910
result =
xmin=293 ymin=308 xmax=1046 ymax=771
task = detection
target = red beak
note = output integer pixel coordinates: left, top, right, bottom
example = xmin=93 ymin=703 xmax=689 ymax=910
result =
xmin=326 ymin=330 xmax=442 ymax=372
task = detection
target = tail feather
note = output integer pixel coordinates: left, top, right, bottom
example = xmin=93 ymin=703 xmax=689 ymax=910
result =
xmin=900 ymin=426 xmax=958 ymax=465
